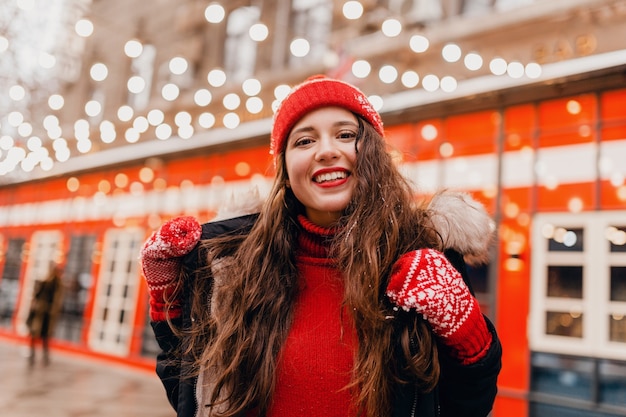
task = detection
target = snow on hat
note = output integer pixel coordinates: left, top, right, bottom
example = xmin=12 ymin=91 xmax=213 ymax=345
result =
xmin=270 ymin=75 xmax=384 ymax=156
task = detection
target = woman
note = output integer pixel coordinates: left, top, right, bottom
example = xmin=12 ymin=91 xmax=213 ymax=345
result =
xmin=141 ymin=76 xmax=501 ymax=417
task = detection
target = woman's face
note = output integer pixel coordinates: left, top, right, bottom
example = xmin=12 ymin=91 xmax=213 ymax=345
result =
xmin=284 ymin=107 xmax=359 ymax=227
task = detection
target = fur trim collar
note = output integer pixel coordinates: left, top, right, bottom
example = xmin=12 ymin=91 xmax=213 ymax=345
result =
xmin=213 ymin=187 xmax=265 ymax=221
xmin=428 ymin=191 xmax=495 ymax=265
xmin=215 ymin=188 xmax=494 ymax=265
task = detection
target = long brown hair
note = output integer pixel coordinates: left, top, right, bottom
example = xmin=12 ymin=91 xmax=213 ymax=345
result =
xmin=180 ymin=118 xmax=442 ymax=417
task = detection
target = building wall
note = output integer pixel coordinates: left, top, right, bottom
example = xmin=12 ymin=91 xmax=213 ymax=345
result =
xmin=2 ymin=0 xmax=626 ymax=415
xmin=1 ymin=82 xmax=626 ymax=416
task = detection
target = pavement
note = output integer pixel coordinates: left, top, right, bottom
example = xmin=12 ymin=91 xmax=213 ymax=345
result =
xmin=0 ymin=339 xmax=176 ymax=417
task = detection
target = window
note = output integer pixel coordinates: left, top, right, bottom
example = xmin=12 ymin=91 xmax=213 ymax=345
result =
xmin=140 ymin=303 xmax=160 ymax=357
xmin=88 ymin=228 xmax=143 ymax=356
xmin=530 ymin=212 xmax=626 ymax=360
xmin=530 ymin=352 xmax=626 ymax=416
xmin=600 ymin=359 xmax=626 ymax=407
xmin=466 ymin=262 xmax=494 ymax=317
xmin=531 ymin=353 xmax=595 ymax=402
xmin=495 ymin=0 xmax=536 ymax=12
xmin=289 ymin=0 xmax=332 ymax=68
xmin=401 ymin=0 xmax=442 ymax=23
xmin=461 ymin=0 xmax=492 ymax=17
xmin=608 ymin=226 xmax=626 ymax=344
xmin=0 ymin=238 xmax=26 ymax=328
xmin=86 ymin=85 xmax=105 ymax=124
xmin=54 ymin=234 xmax=96 ymax=343
xmin=128 ymin=43 xmax=156 ymax=111
xmin=224 ymin=6 xmax=259 ymax=82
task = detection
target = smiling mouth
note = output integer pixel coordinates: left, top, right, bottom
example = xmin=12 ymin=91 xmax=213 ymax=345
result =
xmin=313 ymin=171 xmax=348 ymax=183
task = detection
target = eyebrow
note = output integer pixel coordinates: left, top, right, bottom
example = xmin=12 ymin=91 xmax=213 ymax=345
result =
xmin=288 ymin=120 xmax=359 ymax=140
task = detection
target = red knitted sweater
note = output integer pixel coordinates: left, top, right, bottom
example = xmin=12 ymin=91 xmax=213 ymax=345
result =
xmin=265 ymin=215 xmax=358 ymax=416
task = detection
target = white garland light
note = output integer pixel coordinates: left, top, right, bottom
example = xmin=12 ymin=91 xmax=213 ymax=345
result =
xmin=0 ymin=0 xmax=550 ymax=178
xmin=343 ymin=1 xmax=363 ymax=20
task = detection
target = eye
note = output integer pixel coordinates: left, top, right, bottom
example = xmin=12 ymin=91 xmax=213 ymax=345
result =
xmin=294 ymin=136 xmax=315 ymax=147
xmin=337 ymin=130 xmax=357 ymax=140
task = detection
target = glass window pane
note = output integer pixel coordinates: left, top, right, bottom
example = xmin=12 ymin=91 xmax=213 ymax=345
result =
xmin=445 ymin=111 xmax=497 ymax=156
xmin=546 ymin=311 xmax=583 ymax=338
xmin=530 ymin=402 xmax=617 ymax=417
xmin=224 ymin=7 xmax=259 ymax=81
xmin=55 ymin=234 xmax=95 ymax=343
xmin=0 ymin=239 xmax=26 ymax=328
xmin=610 ymin=315 xmax=626 ymax=343
xmin=531 ymin=352 xmax=593 ymax=400
xmin=611 ymin=267 xmax=626 ymax=302
xmin=290 ymin=0 xmax=331 ymax=66
xmin=548 ymin=228 xmax=584 ymax=252
xmin=547 ymin=265 xmax=583 ymax=298
xmin=608 ymin=226 xmax=626 ymax=252
xmin=496 ymin=0 xmax=535 ymax=12
xmin=467 ymin=263 xmax=489 ymax=294
xmin=141 ymin=298 xmax=160 ymax=357
xmin=538 ymin=94 xmax=597 ymax=147
xmin=462 ymin=0 xmax=491 ymax=17
xmin=600 ymin=360 xmax=626 ymax=407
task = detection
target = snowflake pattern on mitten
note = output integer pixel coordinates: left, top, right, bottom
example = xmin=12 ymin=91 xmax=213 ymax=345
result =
xmin=387 ymin=249 xmax=474 ymax=338
xmin=386 ymin=248 xmax=492 ymax=364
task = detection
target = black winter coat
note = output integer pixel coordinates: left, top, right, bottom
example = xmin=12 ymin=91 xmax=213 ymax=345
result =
xmin=151 ymin=214 xmax=502 ymax=417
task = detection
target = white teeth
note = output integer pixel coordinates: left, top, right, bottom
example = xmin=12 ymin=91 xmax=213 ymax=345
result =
xmin=314 ymin=171 xmax=347 ymax=183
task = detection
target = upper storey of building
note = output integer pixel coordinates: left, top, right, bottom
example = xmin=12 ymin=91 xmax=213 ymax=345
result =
xmin=1 ymin=0 xmax=625 ymax=185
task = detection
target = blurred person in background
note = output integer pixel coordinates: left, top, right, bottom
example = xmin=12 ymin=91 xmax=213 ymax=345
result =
xmin=26 ymin=262 xmax=64 ymax=366
xmin=140 ymin=76 xmax=502 ymax=417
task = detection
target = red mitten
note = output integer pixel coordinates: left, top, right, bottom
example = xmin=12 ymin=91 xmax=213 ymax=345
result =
xmin=140 ymin=216 xmax=202 ymax=321
xmin=386 ymin=248 xmax=492 ymax=364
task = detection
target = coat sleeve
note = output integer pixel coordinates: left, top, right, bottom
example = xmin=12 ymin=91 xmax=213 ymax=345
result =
xmin=437 ymin=249 xmax=502 ymax=417
xmin=150 ymin=213 xmax=259 ymax=416
xmin=436 ymin=318 xmax=502 ymax=417
xmin=151 ymin=318 xmax=188 ymax=413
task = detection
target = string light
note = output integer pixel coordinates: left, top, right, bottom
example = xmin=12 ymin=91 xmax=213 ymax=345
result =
xmin=0 ymin=0 xmax=551 ymax=179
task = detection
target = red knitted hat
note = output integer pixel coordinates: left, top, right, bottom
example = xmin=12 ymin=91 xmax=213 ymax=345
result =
xmin=270 ymin=75 xmax=384 ymax=156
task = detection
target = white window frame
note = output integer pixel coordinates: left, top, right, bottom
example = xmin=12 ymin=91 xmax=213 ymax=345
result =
xmin=128 ymin=44 xmax=156 ymax=111
xmin=224 ymin=6 xmax=260 ymax=82
xmin=88 ymin=227 xmax=143 ymax=356
xmin=404 ymin=0 xmax=443 ymax=23
xmin=530 ymin=211 xmax=626 ymax=361
xmin=289 ymin=0 xmax=332 ymax=68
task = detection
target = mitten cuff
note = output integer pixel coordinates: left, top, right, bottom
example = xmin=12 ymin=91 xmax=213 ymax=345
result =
xmin=438 ymin=299 xmax=492 ymax=365
xmin=148 ymin=281 xmax=182 ymax=321
xmin=149 ymin=294 xmax=182 ymax=321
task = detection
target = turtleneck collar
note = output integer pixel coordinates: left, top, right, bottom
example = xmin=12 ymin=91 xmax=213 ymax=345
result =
xmin=297 ymin=215 xmax=338 ymax=259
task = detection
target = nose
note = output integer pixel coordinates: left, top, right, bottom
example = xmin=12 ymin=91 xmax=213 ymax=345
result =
xmin=315 ymin=135 xmax=340 ymax=161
